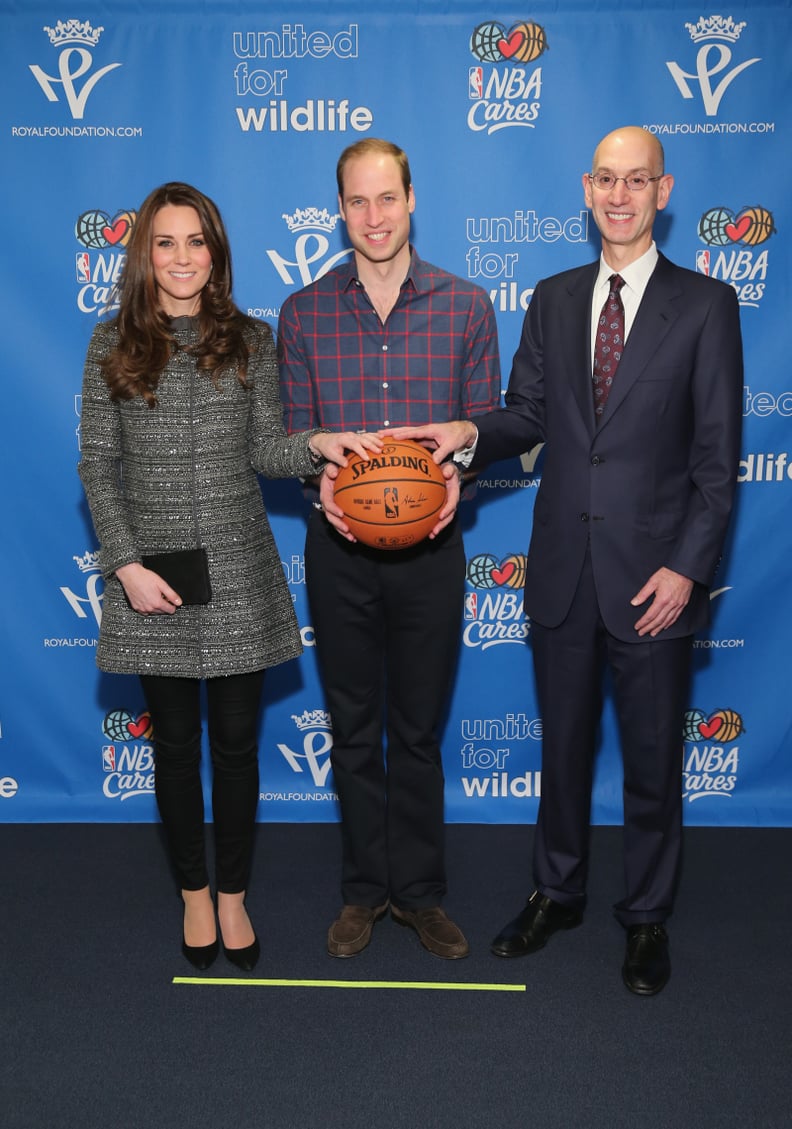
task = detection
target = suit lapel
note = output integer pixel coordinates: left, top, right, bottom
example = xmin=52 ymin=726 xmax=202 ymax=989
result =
xmin=564 ymin=263 xmax=599 ymax=433
xmin=597 ymin=254 xmax=683 ymax=428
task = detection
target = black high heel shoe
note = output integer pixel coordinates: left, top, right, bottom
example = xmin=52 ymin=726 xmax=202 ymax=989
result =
xmin=223 ymin=935 xmax=260 ymax=972
xmin=182 ymin=937 xmax=219 ymax=970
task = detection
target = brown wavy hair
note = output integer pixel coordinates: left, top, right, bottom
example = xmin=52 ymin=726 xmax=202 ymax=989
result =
xmin=100 ymin=182 xmax=253 ymax=406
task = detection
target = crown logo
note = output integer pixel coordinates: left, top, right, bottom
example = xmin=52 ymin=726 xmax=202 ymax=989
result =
xmin=282 ymin=207 xmax=339 ymax=234
xmin=291 ymin=709 xmax=332 ymax=731
xmin=685 ymin=15 xmax=746 ymax=43
xmin=44 ymin=19 xmax=104 ymax=48
xmin=74 ymin=549 xmax=101 ymax=573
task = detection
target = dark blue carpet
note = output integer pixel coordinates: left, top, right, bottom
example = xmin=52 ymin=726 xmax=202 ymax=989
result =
xmin=0 ymin=823 xmax=789 ymax=1128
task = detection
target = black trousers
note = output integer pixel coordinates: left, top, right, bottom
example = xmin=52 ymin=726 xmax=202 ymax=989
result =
xmin=530 ymin=549 xmax=692 ymax=926
xmin=305 ymin=510 xmax=464 ymax=909
xmin=139 ymin=670 xmax=264 ymax=893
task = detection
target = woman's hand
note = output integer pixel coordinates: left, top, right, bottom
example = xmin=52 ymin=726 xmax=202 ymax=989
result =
xmin=309 ymin=430 xmax=383 ymax=466
xmin=116 ymin=562 xmax=182 ymax=614
xmin=311 ymin=433 xmax=383 ymax=542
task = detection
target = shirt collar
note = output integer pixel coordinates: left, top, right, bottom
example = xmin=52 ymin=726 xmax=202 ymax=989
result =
xmin=596 ymin=241 xmax=659 ymax=296
xmin=342 ymin=245 xmax=420 ymax=293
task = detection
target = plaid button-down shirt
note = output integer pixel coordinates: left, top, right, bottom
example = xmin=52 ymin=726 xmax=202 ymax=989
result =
xmin=277 ymin=248 xmax=501 ymax=435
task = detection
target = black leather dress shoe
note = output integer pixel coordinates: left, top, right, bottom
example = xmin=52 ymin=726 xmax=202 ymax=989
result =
xmin=622 ymin=924 xmax=670 ymax=996
xmin=490 ymin=891 xmax=583 ymax=957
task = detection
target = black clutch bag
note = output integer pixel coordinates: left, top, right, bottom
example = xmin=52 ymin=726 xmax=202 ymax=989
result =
xmin=141 ymin=547 xmax=212 ymax=605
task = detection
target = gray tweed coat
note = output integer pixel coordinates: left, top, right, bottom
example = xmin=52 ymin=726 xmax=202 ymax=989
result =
xmin=79 ymin=316 xmax=318 ymax=678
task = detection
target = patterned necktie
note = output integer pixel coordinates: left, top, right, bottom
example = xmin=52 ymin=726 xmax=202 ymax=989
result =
xmin=592 ymin=273 xmax=625 ymax=418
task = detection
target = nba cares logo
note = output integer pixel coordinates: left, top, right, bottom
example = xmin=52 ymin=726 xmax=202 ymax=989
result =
xmin=466 ymin=553 xmax=526 ymax=590
xmin=100 ymin=709 xmax=155 ymax=801
xmin=682 ymin=705 xmax=743 ymax=804
xmin=462 ymin=552 xmax=528 ymax=649
xmin=683 ymin=708 xmax=744 ymax=743
xmin=467 ymin=18 xmax=547 ymax=134
xmin=75 ymin=208 xmax=136 ymax=249
xmin=697 ymin=205 xmax=775 ymax=248
xmin=29 ymin=19 xmax=121 ymax=120
xmin=694 ymin=202 xmax=772 ymax=309
xmin=469 ymin=20 xmax=548 ymax=64
xmin=102 ymin=709 xmax=153 ymax=744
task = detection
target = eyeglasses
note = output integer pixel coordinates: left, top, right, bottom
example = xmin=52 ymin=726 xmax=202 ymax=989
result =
xmin=588 ymin=173 xmax=663 ymax=192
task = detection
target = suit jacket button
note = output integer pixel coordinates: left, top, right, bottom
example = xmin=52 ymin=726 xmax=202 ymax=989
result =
xmin=591 ymin=455 xmax=602 ymax=466
xmin=580 ymin=512 xmax=589 ymax=522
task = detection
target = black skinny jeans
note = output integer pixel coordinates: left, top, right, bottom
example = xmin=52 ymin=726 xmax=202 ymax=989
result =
xmin=140 ymin=670 xmax=265 ymax=893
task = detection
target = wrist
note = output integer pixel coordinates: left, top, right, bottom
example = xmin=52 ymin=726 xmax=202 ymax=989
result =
xmin=308 ymin=429 xmax=330 ymax=467
xmin=116 ymin=561 xmax=143 ymax=578
xmin=462 ymin=422 xmax=478 ymax=449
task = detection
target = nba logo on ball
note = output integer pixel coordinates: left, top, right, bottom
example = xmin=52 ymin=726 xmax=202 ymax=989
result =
xmin=333 ymin=439 xmax=448 ymax=550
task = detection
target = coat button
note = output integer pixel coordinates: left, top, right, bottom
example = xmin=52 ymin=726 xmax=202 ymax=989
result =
xmin=580 ymin=513 xmax=589 ymax=522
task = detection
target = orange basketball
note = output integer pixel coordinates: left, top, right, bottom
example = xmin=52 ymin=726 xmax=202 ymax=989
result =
xmin=333 ymin=439 xmax=448 ymax=550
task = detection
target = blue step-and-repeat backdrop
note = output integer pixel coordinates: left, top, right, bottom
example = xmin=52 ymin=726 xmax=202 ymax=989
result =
xmin=1 ymin=0 xmax=790 ymax=825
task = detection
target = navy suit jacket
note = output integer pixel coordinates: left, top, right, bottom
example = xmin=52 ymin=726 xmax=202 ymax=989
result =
xmin=472 ymin=253 xmax=743 ymax=641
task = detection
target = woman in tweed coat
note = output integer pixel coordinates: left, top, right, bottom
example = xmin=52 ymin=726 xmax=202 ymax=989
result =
xmin=79 ymin=182 xmax=378 ymax=972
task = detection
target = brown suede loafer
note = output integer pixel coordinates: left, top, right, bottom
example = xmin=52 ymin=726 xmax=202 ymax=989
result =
xmin=391 ymin=905 xmax=470 ymax=959
xmin=327 ymin=903 xmax=389 ymax=957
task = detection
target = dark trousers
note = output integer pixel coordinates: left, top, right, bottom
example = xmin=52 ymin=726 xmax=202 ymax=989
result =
xmin=140 ymin=670 xmax=264 ymax=893
xmin=305 ymin=510 xmax=464 ymax=909
xmin=530 ymin=549 xmax=692 ymax=926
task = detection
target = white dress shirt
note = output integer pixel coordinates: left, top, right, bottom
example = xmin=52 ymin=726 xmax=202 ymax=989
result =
xmin=590 ymin=242 xmax=659 ymax=369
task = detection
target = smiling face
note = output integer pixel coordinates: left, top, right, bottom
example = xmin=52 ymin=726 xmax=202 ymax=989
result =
xmin=582 ymin=127 xmax=673 ymax=268
xmin=150 ymin=204 xmax=213 ymax=316
xmin=338 ymin=153 xmax=415 ymax=272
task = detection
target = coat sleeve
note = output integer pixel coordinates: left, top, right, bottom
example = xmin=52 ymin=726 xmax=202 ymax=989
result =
xmin=245 ymin=320 xmax=321 ymax=478
xmin=77 ymin=322 xmax=142 ymax=578
xmin=471 ymin=278 xmax=548 ymax=467
xmin=667 ymin=280 xmax=743 ymax=586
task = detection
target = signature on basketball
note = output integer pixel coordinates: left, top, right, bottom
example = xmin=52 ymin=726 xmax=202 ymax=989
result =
xmin=401 ymin=490 xmax=429 ymax=505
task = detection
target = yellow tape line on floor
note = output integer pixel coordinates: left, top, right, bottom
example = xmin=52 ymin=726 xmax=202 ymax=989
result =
xmin=173 ymin=977 xmax=526 ymax=991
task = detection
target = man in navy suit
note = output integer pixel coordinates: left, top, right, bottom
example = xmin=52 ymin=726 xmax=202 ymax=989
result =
xmin=389 ymin=126 xmax=743 ymax=994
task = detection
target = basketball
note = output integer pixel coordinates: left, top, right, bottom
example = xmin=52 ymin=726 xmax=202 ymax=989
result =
xmin=470 ymin=21 xmax=506 ymax=62
xmin=333 ymin=439 xmax=448 ymax=550
xmin=697 ymin=207 xmax=733 ymax=247
xmin=511 ymin=21 xmax=548 ymax=62
xmin=739 ymin=206 xmax=775 ymax=246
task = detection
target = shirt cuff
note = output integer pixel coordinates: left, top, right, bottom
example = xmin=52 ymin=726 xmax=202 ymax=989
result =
xmin=453 ymin=428 xmax=479 ymax=469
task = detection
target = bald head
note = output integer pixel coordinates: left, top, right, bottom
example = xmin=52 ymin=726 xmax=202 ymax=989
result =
xmin=592 ymin=127 xmax=665 ymax=176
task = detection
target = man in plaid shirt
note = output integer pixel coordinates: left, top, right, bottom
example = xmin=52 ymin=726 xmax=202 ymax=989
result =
xmin=278 ymin=138 xmax=500 ymax=960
